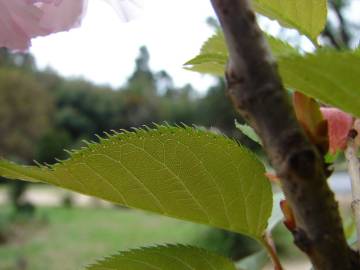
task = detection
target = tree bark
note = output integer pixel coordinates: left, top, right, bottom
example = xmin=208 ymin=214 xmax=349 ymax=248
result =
xmin=209 ymin=0 xmax=360 ymax=269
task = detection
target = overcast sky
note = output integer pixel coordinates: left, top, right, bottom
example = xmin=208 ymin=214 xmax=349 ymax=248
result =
xmin=30 ymin=0 xmax=218 ymax=92
xmin=29 ymin=0 xmax=360 ymax=92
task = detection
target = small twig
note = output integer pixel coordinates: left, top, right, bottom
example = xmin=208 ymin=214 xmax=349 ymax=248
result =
xmin=262 ymin=233 xmax=284 ymax=270
xmin=322 ymin=26 xmax=341 ymax=49
xmin=345 ymin=131 xmax=360 ymax=251
xmin=330 ymin=0 xmax=351 ymax=47
xmin=209 ymin=0 xmax=360 ymax=268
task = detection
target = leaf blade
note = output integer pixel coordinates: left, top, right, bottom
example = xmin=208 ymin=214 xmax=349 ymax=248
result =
xmin=0 ymin=126 xmax=272 ymax=238
xmin=278 ymin=51 xmax=360 ymax=118
xmin=185 ymin=32 xmax=299 ymax=76
xmin=186 ymin=33 xmax=360 ymax=119
xmin=235 ymin=120 xmax=262 ymax=146
xmin=253 ymin=0 xmax=327 ymax=42
xmin=86 ymin=245 xmax=237 ymax=270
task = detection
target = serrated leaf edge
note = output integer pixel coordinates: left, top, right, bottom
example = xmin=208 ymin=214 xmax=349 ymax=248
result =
xmin=0 ymin=124 xmax=272 ymax=239
xmin=85 ymin=244 xmax=236 ymax=270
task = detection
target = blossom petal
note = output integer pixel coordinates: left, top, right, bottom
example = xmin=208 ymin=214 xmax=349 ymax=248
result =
xmin=0 ymin=0 xmax=138 ymax=51
xmin=320 ymin=108 xmax=353 ymax=154
xmin=103 ymin=0 xmax=143 ymax=21
xmin=38 ymin=0 xmax=88 ymax=34
xmin=0 ymin=0 xmax=87 ymax=51
xmin=0 ymin=0 xmax=45 ymax=50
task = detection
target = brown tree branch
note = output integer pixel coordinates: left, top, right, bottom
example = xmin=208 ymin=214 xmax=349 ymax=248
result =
xmin=329 ymin=0 xmax=351 ymax=47
xmin=322 ymin=26 xmax=341 ymax=49
xmin=209 ymin=0 xmax=360 ymax=269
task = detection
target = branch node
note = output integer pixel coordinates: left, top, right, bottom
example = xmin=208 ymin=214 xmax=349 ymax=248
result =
xmin=288 ymin=149 xmax=316 ymax=179
xmin=210 ymin=0 xmax=359 ymax=268
xmin=293 ymin=228 xmax=313 ymax=253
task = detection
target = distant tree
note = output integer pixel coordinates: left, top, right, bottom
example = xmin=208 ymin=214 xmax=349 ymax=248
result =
xmin=35 ymin=129 xmax=72 ymax=164
xmin=0 ymin=48 xmax=36 ymax=71
xmin=0 ymin=67 xmax=52 ymax=212
xmin=161 ymin=84 xmax=198 ymax=125
xmin=52 ymin=78 xmax=121 ymax=139
xmin=0 ymin=68 xmax=52 ymax=161
xmin=322 ymin=0 xmax=359 ymax=48
xmin=120 ymin=46 xmax=161 ymax=128
xmin=196 ymin=79 xmax=239 ymax=136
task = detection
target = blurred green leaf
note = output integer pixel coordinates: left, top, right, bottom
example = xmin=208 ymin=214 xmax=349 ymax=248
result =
xmin=187 ymin=33 xmax=360 ymax=119
xmin=344 ymin=218 xmax=357 ymax=246
xmin=324 ymin=151 xmax=340 ymax=164
xmin=279 ymin=51 xmax=360 ymax=117
xmin=253 ymin=0 xmax=327 ymax=42
xmin=184 ymin=31 xmax=227 ymax=76
xmin=86 ymin=245 xmax=237 ymax=270
xmin=200 ymin=31 xmax=228 ymax=56
xmin=185 ymin=32 xmax=298 ymax=76
xmin=266 ymin=35 xmax=300 ymax=57
xmin=0 ymin=126 xmax=272 ymax=238
xmin=185 ymin=55 xmax=226 ymax=76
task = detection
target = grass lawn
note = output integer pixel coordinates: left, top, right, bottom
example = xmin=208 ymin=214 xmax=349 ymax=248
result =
xmin=0 ymin=206 xmax=220 ymax=270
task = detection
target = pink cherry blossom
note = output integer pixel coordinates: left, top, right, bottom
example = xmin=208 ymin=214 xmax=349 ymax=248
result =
xmin=104 ymin=0 xmax=143 ymax=22
xmin=320 ymin=107 xmax=353 ymax=154
xmin=0 ymin=0 xmax=142 ymax=51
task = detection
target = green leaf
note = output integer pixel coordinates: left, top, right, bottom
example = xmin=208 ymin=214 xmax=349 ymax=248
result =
xmin=253 ymin=0 xmax=327 ymax=42
xmin=185 ymin=54 xmax=226 ymax=76
xmin=235 ymin=120 xmax=262 ymax=146
xmin=0 ymin=126 xmax=272 ymax=238
xmin=185 ymin=32 xmax=298 ymax=76
xmin=187 ymin=34 xmax=360 ymax=118
xmin=324 ymin=151 xmax=340 ymax=164
xmin=184 ymin=31 xmax=228 ymax=76
xmin=86 ymin=245 xmax=237 ymax=270
xmin=199 ymin=31 xmax=228 ymax=56
xmin=266 ymin=35 xmax=301 ymax=58
xmin=344 ymin=218 xmax=357 ymax=246
xmin=278 ymin=50 xmax=360 ymax=118
xmin=236 ymin=250 xmax=268 ymax=270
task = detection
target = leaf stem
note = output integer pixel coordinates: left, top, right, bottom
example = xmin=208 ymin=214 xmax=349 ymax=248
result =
xmin=262 ymin=233 xmax=284 ymax=270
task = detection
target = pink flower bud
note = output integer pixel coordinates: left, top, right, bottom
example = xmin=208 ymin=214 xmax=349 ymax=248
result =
xmin=320 ymin=108 xmax=353 ymax=154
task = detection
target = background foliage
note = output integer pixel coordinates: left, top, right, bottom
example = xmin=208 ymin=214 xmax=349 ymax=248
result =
xmin=0 ymin=0 xmax=359 ymax=269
